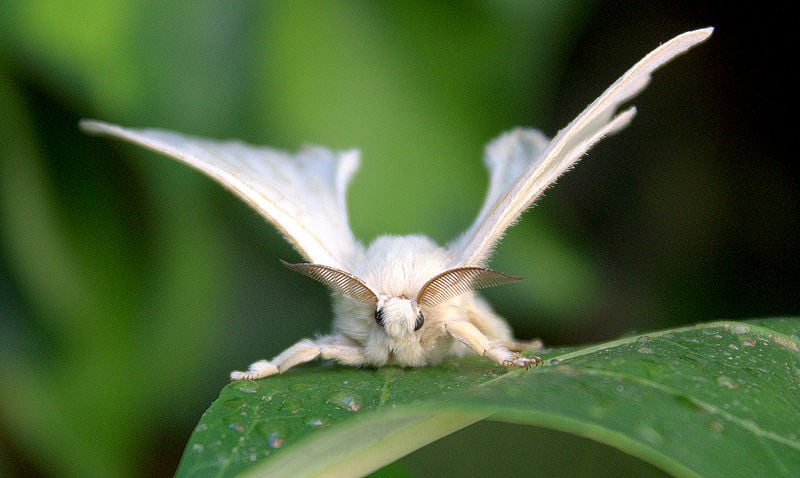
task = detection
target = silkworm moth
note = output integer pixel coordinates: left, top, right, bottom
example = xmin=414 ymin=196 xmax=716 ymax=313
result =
xmin=81 ymin=28 xmax=713 ymax=380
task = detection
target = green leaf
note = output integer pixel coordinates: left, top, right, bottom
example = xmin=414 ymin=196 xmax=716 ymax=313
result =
xmin=174 ymin=318 xmax=800 ymax=478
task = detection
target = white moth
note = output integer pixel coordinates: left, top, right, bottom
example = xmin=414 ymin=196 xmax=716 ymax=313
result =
xmin=82 ymin=28 xmax=712 ymax=380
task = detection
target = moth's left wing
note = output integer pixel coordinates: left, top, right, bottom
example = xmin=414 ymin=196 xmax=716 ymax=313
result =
xmin=81 ymin=121 xmax=361 ymax=268
xmin=448 ymin=28 xmax=713 ymax=267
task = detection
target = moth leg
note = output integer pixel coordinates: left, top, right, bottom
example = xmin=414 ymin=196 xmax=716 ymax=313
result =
xmin=230 ymin=335 xmax=367 ymax=381
xmin=462 ymin=296 xmax=543 ymax=366
xmin=230 ymin=359 xmax=280 ymax=381
xmin=445 ymin=321 xmax=540 ymax=369
xmin=503 ymin=338 xmax=543 ymax=369
xmin=316 ymin=335 xmax=370 ymax=366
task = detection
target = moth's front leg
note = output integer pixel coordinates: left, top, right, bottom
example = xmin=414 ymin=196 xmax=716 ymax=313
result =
xmin=230 ymin=335 xmax=367 ymax=381
xmin=445 ymin=320 xmax=541 ymax=369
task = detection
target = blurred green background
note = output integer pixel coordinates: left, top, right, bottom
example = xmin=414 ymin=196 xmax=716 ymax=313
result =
xmin=1 ymin=1 xmax=796 ymax=476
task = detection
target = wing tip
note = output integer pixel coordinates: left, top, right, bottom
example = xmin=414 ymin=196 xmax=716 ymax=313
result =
xmin=689 ymin=26 xmax=714 ymax=40
xmin=673 ymin=27 xmax=714 ymax=49
xmin=79 ymin=119 xmax=116 ymax=136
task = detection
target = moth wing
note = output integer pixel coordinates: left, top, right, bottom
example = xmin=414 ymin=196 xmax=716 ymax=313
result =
xmin=448 ymin=27 xmax=713 ymax=267
xmin=81 ymin=120 xmax=361 ymax=268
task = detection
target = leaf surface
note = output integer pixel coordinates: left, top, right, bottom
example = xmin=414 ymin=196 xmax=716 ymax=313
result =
xmin=176 ymin=319 xmax=800 ymax=477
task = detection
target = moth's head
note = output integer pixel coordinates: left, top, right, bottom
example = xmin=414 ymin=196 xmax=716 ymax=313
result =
xmin=282 ymin=260 xmax=522 ymax=339
xmin=375 ymin=295 xmax=423 ymax=338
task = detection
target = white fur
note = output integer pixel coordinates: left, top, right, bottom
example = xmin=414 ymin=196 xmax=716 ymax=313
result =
xmin=80 ymin=28 xmax=713 ymax=380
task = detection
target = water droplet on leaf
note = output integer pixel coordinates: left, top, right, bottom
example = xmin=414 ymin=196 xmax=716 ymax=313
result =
xmin=737 ymin=335 xmax=757 ymax=347
xmin=280 ymin=398 xmax=302 ymax=414
xmin=327 ymin=391 xmax=363 ymax=412
xmin=268 ymin=432 xmax=284 ymax=449
xmin=233 ymin=380 xmax=259 ymax=394
xmin=636 ymin=424 xmax=663 ymax=445
xmin=223 ymin=415 xmax=245 ymax=433
xmin=256 ymin=421 xmax=289 ymax=449
xmin=730 ymin=324 xmax=750 ymax=335
xmin=224 ymin=398 xmax=247 ymax=410
xmin=305 ymin=416 xmax=331 ymax=429
xmin=716 ymin=375 xmax=737 ymax=389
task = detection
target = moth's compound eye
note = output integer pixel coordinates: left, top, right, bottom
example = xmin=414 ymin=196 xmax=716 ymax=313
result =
xmin=375 ymin=308 xmax=385 ymax=326
xmin=414 ymin=311 xmax=424 ymax=331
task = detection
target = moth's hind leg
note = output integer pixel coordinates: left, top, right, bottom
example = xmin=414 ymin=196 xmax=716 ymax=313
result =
xmin=230 ymin=335 xmax=367 ymax=381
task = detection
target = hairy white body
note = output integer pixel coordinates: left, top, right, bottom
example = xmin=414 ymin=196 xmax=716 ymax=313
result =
xmin=332 ymin=235 xmax=519 ymax=367
xmin=81 ymin=28 xmax=713 ymax=380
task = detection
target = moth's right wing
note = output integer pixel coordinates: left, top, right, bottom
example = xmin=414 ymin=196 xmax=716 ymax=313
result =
xmin=448 ymin=28 xmax=713 ymax=267
xmin=81 ymin=121 xmax=362 ymax=268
